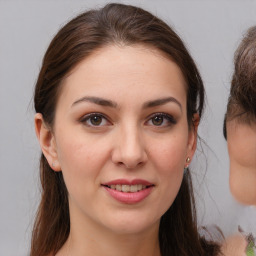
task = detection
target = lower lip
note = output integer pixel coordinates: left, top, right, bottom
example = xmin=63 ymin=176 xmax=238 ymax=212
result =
xmin=103 ymin=186 xmax=153 ymax=204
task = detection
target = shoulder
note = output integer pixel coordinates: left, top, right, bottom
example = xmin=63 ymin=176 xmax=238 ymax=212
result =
xmin=221 ymin=233 xmax=247 ymax=256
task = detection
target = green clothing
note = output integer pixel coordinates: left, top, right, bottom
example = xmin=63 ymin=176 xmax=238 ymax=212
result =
xmin=246 ymin=240 xmax=256 ymax=256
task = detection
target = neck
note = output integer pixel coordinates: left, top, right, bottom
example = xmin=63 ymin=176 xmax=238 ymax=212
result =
xmin=56 ymin=209 xmax=161 ymax=256
xmin=66 ymin=229 xmax=160 ymax=256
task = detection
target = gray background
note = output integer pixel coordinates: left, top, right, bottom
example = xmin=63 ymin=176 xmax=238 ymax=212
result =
xmin=1 ymin=0 xmax=256 ymax=255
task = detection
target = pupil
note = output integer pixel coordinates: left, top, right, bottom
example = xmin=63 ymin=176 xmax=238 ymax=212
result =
xmin=91 ymin=115 xmax=102 ymax=125
xmin=153 ymin=116 xmax=163 ymax=126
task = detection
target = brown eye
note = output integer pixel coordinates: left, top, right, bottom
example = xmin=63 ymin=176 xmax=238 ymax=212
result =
xmin=146 ymin=113 xmax=177 ymax=127
xmin=152 ymin=115 xmax=164 ymax=126
xmin=80 ymin=113 xmax=110 ymax=127
xmin=90 ymin=115 xmax=103 ymax=126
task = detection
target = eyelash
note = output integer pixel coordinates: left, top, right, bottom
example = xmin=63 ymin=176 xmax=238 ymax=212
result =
xmin=79 ymin=113 xmax=111 ymax=127
xmin=146 ymin=112 xmax=177 ymax=127
xmin=79 ymin=112 xmax=176 ymax=127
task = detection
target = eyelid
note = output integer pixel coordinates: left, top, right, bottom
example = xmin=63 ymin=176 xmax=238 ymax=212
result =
xmin=145 ymin=112 xmax=177 ymax=126
xmin=78 ymin=112 xmax=176 ymax=127
xmin=79 ymin=112 xmax=112 ymax=127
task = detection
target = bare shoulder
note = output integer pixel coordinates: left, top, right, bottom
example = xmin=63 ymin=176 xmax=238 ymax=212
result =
xmin=221 ymin=233 xmax=248 ymax=256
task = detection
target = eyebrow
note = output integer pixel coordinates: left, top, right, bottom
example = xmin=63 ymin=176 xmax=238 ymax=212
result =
xmin=72 ymin=96 xmax=182 ymax=110
xmin=72 ymin=96 xmax=118 ymax=108
xmin=143 ymin=97 xmax=182 ymax=111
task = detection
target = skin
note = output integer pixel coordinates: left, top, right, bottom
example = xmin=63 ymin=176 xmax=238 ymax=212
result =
xmin=35 ymin=45 xmax=198 ymax=256
xmin=227 ymin=119 xmax=256 ymax=205
xmin=221 ymin=233 xmax=247 ymax=256
xmin=221 ymin=121 xmax=256 ymax=256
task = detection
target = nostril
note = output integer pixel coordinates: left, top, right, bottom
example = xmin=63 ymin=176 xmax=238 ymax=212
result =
xmin=117 ymin=162 xmax=135 ymax=169
xmin=111 ymin=139 xmax=148 ymax=169
xmin=125 ymin=161 xmax=144 ymax=169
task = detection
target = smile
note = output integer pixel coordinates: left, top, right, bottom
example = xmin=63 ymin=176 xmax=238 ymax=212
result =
xmin=101 ymin=179 xmax=155 ymax=204
xmin=103 ymin=184 xmax=150 ymax=193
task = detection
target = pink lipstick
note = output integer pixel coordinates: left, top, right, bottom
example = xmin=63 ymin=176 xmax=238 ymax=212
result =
xmin=101 ymin=179 xmax=154 ymax=204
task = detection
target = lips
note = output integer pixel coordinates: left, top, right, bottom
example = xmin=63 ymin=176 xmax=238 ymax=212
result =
xmin=101 ymin=179 xmax=154 ymax=204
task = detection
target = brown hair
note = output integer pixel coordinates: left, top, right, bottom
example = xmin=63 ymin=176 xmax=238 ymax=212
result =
xmin=224 ymin=26 xmax=256 ymax=139
xmin=31 ymin=3 xmax=221 ymax=256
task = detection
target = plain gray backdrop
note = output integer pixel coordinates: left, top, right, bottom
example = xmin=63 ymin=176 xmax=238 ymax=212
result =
xmin=1 ymin=0 xmax=256 ymax=255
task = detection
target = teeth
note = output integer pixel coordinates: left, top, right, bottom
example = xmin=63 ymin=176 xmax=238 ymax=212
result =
xmin=108 ymin=184 xmax=150 ymax=193
xmin=130 ymin=185 xmax=137 ymax=192
xmin=116 ymin=184 xmax=122 ymax=191
xmin=122 ymin=185 xmax=130 ymax=192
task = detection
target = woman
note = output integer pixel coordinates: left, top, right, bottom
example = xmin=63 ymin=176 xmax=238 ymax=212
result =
xmin=31 ymin=3 xmax=221 ymax=256
xmin=223 ymin=26 xmax=256 ymax=255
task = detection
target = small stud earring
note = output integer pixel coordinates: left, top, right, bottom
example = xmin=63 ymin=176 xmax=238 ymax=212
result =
xmin=52 ymin=162 xmax=55 ymax=167
xmin=184 ymin=157 xmax=191 ymax=169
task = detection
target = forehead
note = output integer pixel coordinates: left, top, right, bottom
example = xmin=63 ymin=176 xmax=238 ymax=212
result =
xmin=58 ymin=44 xmax=187 ymax=106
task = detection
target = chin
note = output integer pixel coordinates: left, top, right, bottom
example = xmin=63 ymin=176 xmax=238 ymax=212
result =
xmin=230 ymin=180 xmax=256 ymax=206
xmin=103 ymin=212 xmax=160 ymax=235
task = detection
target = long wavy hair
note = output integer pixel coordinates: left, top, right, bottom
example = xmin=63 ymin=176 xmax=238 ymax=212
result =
xmin=31 ymin=3 xmax=221 ymax=256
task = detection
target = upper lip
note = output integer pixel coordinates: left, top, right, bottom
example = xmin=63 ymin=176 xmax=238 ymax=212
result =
xmin=102 ymin=179 xmax=154 ymax=186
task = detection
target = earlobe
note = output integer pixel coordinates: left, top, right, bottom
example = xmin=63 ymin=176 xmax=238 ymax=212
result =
xmin=34 ymin=113 xmax=61 ymax=172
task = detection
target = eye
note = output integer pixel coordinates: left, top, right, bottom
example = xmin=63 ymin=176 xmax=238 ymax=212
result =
xmin=80 ymin=113 xmax=110 ymax=127
xmin=151 ymin=115 xmax=164 ymax=126
xmin=146 ymin=113 xmax=176 ymax=127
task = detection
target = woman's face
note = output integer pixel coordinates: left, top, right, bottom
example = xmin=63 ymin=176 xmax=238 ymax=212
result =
xmin=227 ymin=120 xmax=256 ymax=205
xmin=36 ymin=45 xmax=197 ymax=235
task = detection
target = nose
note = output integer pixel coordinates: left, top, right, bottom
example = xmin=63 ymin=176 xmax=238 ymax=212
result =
xmin=111 ymin=124 xmax=148 ymax=169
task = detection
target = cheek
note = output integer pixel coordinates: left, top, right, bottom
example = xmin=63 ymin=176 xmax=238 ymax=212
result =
xmin=147 ymin=132 xmax=188 ymax=208
xmin=227 ymin=123 xmax=256 ymax=205
xmin=229 ymin=165 xmax=256 ymax=205
xmin=149 ymin=133 xmax=188 ymax=174
xmin=227 ymin=122 xmax=256 ymax=168
xmin=149 ymin=137 xmax=187 ymax=213
xmin=228 ymin=138 xmax=256 ymax=167
xmin=55 ymin=131 xmax=111 ymax=188
xmin=58 ymin=139 xmax=96 ymax=172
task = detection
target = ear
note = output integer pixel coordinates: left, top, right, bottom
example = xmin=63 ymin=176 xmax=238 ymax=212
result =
xmin=185 ymin=113 xmax=200 ymax=167
xmin=34 ymin=113 xmax=61 ymax=172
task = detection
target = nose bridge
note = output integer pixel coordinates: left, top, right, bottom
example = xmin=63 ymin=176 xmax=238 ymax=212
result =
xmin=113 ymin=121 xmax=147 ymax=168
